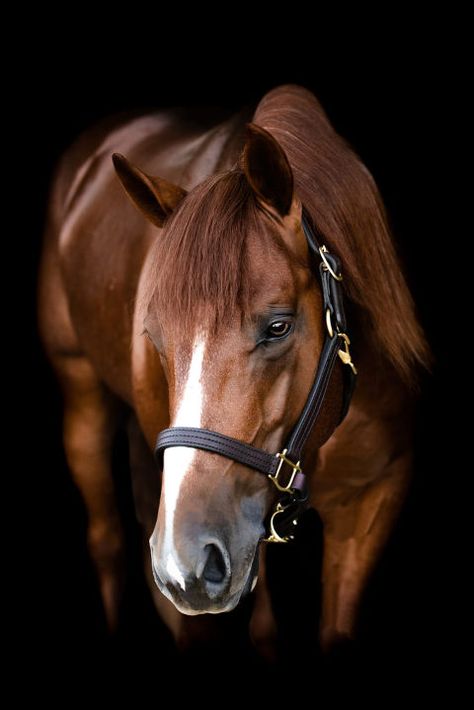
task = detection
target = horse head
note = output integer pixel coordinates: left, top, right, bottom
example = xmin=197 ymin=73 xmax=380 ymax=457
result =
xmin=113 ymin=126 xmax=332 ymax=614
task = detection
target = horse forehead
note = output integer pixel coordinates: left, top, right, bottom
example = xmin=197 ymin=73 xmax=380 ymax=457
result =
xmin=163 ymin=235 xmax=301 ymax=365
xmin=247 ymin=232 xmax=298 ymax=294
xmin=170 ymin=327 xmax=230 ymax=370
xmin=172 ymin=324 xmax=237 ymax=366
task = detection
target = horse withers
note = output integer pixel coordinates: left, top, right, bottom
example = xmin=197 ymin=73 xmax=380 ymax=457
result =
xmin=38 ymin=85 xmax=429 ymax=651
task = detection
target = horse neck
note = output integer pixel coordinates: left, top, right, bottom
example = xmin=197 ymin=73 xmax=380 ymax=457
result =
xmin=183 ymin=108 xmax=253 ymax=189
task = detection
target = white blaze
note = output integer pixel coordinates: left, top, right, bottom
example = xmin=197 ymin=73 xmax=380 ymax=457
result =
xmin=160 ymin=335 xmax=206 ymax=586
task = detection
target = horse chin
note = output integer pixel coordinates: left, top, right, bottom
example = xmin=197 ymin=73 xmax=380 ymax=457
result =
xmin=172 ymin=595 xmax=242 ymax=616
xmin=157 ymin=580 xmax=243 ymax=616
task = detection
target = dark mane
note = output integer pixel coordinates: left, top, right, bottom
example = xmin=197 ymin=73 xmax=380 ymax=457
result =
xmin=141 ymin=85 xmax=430 ymax=385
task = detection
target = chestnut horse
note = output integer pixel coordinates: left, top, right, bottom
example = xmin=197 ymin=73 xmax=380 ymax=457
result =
xmin=38 ymin=85 xmax=429 ymax=652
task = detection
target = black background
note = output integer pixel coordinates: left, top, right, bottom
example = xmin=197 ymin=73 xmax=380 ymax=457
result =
xmin=16 ymin=19 xmax=460 ymax=702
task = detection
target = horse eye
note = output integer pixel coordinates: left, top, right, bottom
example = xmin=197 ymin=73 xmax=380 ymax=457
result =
xmin=265 ymin=320 xmax=292 ymax=340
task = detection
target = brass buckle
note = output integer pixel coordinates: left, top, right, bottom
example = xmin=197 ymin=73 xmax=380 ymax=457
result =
xmin=263 ymin=502 xmax=297 ymax=544
xmin=319 ymin=245 xmax=343 ymax=281
xmin=337 ymin=332 xmax=358 ymax=375
xmin=268 ymin=449 xmax=302 ymax=493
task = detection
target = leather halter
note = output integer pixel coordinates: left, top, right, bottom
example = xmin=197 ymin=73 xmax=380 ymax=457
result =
xmin=154 ymin=211 xmax=357 ymax=542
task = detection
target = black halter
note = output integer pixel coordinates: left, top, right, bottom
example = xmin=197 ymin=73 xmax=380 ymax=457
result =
xmin=154 ymin=212 xmax=357 ymax=542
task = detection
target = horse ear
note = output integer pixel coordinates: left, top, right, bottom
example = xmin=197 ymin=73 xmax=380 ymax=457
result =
xmin=241 ymin=124 xmax=294 ymax=216
xmin=112 ymin=153 xmax=187 ymax=228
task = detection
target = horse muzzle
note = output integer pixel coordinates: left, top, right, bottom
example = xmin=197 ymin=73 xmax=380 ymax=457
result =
xmin=150 ymin=536 xmax=259 ymax=615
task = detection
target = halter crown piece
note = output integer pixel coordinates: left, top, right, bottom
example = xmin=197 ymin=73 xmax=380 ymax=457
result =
xmin=154 ymin=211 xmax=357 ymax=542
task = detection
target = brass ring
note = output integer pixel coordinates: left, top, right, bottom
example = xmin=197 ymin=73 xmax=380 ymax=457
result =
xmin=319 ymin=246 xmax=343 ymax=281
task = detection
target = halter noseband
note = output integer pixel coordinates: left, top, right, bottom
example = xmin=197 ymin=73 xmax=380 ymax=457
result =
xmin=154 ymin=212 xmax=357 ymax=543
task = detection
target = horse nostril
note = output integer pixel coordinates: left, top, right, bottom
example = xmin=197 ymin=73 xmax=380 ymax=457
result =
xmin=202 ymin=543 xmax=227 ymax=584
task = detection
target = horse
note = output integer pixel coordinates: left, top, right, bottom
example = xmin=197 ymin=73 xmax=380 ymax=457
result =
xmin=38 ymin=84 xmax=429 ymax=653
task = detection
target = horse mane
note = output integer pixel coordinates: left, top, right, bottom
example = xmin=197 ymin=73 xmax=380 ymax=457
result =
xmin=141 ymin=85 xmax=430 ymax=387
xmin=253 ymin=85 xmax=431 ymax=385
xmin=140 ymin=171 xmax=298 ymax=333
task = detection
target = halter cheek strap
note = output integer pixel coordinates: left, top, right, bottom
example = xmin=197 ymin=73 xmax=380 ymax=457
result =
xmin=154 ymin=211 xmax=357 ymax=543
